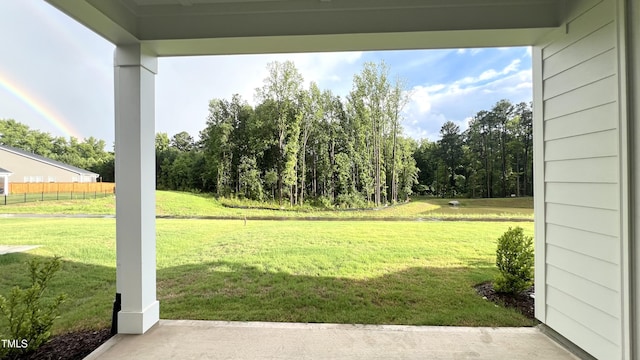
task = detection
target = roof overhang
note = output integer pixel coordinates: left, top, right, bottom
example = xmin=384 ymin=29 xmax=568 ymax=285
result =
xmin=44 ymin=0 xmax=567 ymax=56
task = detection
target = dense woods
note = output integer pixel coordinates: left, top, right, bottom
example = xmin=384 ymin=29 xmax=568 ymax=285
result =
xmin=414 ymin=100 xmax=533 ymax=198
xmin=155 ymin=61 xmax=533 ymax=205
xmin=1 ymin=60 xmax=533 ymax=205
xmin=156 ymin=61 xmax=419 ymax=207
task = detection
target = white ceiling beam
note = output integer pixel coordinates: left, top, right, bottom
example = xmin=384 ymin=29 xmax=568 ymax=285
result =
xmin=145 ymin=28 xmax=552 ymax=57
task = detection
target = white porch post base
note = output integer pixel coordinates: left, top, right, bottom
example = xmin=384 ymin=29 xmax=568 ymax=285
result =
xmin=117 ymin=301 xmax=160 ymax=334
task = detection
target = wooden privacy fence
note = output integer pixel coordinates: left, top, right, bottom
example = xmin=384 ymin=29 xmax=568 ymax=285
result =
xmin=9 ymin=182 xmax=116 ymax=194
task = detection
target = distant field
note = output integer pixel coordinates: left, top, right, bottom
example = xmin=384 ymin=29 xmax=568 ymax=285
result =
xmin=418 ymin=197 xmax=533 ymax=218
xmin=0 ymin=218 xmax=535 ymax=335
xmin=0 ymin=191 xmax=533 ymax=219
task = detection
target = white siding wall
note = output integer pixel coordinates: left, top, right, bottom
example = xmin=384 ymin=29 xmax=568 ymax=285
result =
xmin=631 ymin=0 xmax=640 ymax=354
xmin=535 ymin=0 xmax=628 ymax=358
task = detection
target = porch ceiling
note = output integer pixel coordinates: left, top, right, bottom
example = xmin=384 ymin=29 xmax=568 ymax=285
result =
xmin=45 ymin=0 xmax=563 ymax=56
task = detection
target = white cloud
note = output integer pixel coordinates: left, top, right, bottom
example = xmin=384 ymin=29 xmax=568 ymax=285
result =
xmin=456 ymin=48 xmax=483 ymax=56
xmin=401 ymin=59 xmax=532 ymax=141
xmin=478 ymin=69 xmax=499 ymax=81
xmin=399 ymin=50 xmax=455 ymax=72
xmin=286 ymin=51 xmax=363 ymax=96
xmin=425 ymin=84 xmax=446 ymax=92
xmin=155 ymin=52 xmax=364 ymax=140
xmin=454 ymin=58 xmax=520 ymax=86
xmin=503 ymin=59 xmax=521 ymax=73
xmin=406 ymin=86 xmax=432 ymax=114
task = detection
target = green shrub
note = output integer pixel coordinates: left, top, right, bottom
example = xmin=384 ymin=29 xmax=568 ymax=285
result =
xmin=335 ymin=193 xmax=367 ymax=209
xmin=0 ymin=256 xmax=67 ymax=359
xmin=311 ymin=196 xmax=334 ymax=209
xmin=494 ymin=227 xmax=534 ymax=294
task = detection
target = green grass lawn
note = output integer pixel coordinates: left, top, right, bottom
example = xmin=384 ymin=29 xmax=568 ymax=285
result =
xmin=419 ymin=197 xmax=534 ymax=218
xmin=0 ymin=191 xmax=533 ymax=220
xmin=0 ymin=194 xmax=116 ymax=215
xmin=0 ymin=218 xmax=535 ymax=335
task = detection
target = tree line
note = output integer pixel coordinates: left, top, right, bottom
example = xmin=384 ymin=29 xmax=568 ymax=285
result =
xmin=414 ymin=100 xmax=533 ymax=198
xmin=157 ymin=61 xmax=419 ymax=208
xmin=1 ymin=61 xmax=533 ymax=203
xmin=0 ymin=119 xmax=114 ymax=182
xmin=156 ymin=61 xmax=532 ymax=204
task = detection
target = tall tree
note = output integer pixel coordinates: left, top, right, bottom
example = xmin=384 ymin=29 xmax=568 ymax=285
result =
xmin=296 ymin=83 xmax=321 ymax=205
xmin=437 ymin=121 xmax=463 ymax=197
xmin=348 ymin=61 xmax=392 ymax=206
xmin=170 ymin=131 xmax=194 ymax=152
xmin=515 ymin=102 xmax=533 ymax=196
xmin=238 ymin=155 xmax=263 ymax=200
xmin=201 ymin=98 xmax=235 ymax=195
xmin=0 ymin=119 xmax=35 ymax=150
xmin=155 ymin=132 xmax=171 ymax=188
xmin=255 ymin=61 xmax=304 ymax=204
xmin=396 ymin=137 xmax=419 ymax=201
xmin=155 ymin=132 xmax=170 ymax=151
xmin=491 ymin=99 xmax=514 ymax=197
xmin=465 ymin=110 xmax=496 ymax=198
xmin=413 ymin=139 xmax=438 ymax=194
xmin=386 ymin=78 xmax=408 ymax=203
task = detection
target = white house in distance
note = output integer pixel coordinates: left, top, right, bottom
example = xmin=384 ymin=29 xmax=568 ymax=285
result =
xmin=42 ymin=0 xmax=640 ymax=359
xmin=0 ymin=144 xmax=99 ymax=185
xmin=0 ymin=167 xmax=11 ymax=195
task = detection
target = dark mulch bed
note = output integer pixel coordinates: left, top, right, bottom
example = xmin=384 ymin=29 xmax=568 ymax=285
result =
xmin=4 ymin=328 xmax=113 ymax=360
xmin=475 ymin=281 xmax=536 ymax=320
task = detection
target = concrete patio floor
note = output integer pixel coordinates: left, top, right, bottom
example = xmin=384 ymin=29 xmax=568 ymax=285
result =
xmin=85 ymin=320 xmax=579 ymax=359
xmin=0 ymin=245 xmax=40 ymax=255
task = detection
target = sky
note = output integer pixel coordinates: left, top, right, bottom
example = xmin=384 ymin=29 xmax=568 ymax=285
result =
xmin=0 ymin=2 xmax=532 ymax=148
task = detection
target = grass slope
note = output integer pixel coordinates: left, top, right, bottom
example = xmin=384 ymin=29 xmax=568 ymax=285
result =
xmin=0 ymin=191 xmax=533 ymax=219
xmin=0 ymin=218 xmax=535 ymax=335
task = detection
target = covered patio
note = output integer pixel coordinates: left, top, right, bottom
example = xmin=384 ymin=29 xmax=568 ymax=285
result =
xmin=44 ymin=0 xmax=639 ymax=359
xmin=85 ymin=321 xmax=578 ymax=360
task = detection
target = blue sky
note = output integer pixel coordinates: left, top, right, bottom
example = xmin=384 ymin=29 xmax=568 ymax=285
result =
xmin=0 ymin=1 xmax=532 ymax=147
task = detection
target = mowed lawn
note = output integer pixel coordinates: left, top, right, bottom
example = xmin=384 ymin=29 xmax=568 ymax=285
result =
xmin=0 ymin=190 xmax=533 ymax=220
xmin=0 ymin=217 xmax=535 ymax=335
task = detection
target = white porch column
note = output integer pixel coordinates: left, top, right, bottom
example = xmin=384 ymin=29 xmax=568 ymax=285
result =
xmin=114 ymin=44 xmax=159 ymax=334
xmin=3 ymin=175 xmax=9 ymax=195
